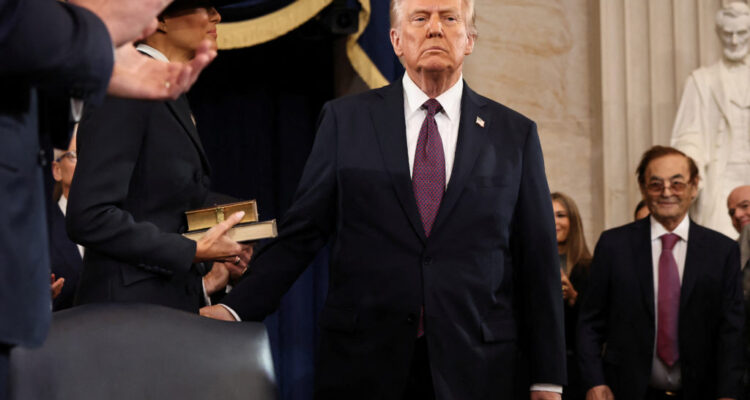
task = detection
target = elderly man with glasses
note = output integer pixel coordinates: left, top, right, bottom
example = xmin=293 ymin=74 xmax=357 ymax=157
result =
xmin=578 ymin=145 xmax=744 ymax=400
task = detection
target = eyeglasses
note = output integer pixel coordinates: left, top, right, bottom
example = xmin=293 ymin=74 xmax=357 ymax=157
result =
xmin=645 ymin=180 xmax=689 ymax=194
xmin=55 ymin=151 xmax=77 ymax=163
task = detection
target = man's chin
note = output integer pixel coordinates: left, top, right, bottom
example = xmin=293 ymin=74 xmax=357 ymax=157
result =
xmin=724 ymin=48 xmax=749 ymax=62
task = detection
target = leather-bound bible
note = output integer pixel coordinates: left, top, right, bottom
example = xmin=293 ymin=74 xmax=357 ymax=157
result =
xmin=182 ymin=219 xmax=277 ymax=243
xmin=185 ymin=200 xmax=258 ymax=231
xmin=182 ymin=200 xmax=278 ymax=243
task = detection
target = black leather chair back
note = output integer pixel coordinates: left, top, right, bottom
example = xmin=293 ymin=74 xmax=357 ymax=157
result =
xmin=9 ymin=303 xmax=277 ymax=400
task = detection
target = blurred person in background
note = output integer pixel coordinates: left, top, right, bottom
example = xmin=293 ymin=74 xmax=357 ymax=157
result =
xmin=48 ymin=134 xmax=84 ymax=310
xmin=635 ymin=199 xmax=650 ymax=221
xmin=552 ymin=192 xmax=591 ymax=400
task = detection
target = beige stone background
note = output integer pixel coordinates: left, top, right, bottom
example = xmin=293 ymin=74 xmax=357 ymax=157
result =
xmin=463 ymin=0 xmax=731 ymax=246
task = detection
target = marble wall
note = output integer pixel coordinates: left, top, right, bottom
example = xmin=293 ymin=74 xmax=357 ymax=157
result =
xmin=464 ymin=0 xmax=729 ymax=245
xmin=464 ymin=0 xmax=601 ymax=245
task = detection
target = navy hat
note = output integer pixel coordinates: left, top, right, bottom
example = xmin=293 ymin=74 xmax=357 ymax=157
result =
xmin=160 ymin=0 xmax=215 ymax=17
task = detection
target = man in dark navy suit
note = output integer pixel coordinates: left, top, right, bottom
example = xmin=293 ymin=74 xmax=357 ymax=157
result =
xmin=201 ymin=0 xmax=566 ymax=398
xmin=578 ymin=146 xmax=744 ymax=400
xmin=0 ymin=0 xmax=221 ymax=397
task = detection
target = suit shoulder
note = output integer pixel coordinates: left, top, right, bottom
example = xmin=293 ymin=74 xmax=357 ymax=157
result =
xmin=323 ymin=85 xmax=394 ymax=112
xmin=468 ymin=88 xmax=534 ymax=125
xmin=597 ymin=220 xmax=644 ymax=245
xmin=467 ymin=89 xmax=537 ymax=140
xmin=691 ymin=222 xmax=737 ymax=249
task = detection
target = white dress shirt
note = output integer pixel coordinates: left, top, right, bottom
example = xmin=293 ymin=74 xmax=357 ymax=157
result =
xmin=402 ymin=73 xmax=462 ymax=185
xmin=649 ymin=215 xmax=689 ymax=390
xmin=58 ymin=195 xmax=84 ymax=258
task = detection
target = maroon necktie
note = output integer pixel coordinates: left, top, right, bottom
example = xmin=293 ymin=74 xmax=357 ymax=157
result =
xmin=412 ymin=99 xmax=444 ymax=338
xmin=412 ymin=99 xmax=445 ymax=237
xmin=657 ymin=233 xmax=680 ymax=367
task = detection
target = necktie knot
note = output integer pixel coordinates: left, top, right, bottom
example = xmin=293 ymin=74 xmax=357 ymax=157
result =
xmin=661 ymin=233 xmax=680 ymax=251
xmin=422 ymin=99 xmax=443 ymax=118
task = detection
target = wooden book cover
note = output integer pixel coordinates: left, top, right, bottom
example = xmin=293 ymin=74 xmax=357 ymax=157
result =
xmin=185 ymin=200 xmax=258 ymax=232
xmin=182 ymin=219 xmax=278 ymax=243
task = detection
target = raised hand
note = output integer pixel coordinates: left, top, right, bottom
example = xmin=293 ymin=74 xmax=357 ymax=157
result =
xmin=70 ymin=0 xmax=171 ymax=46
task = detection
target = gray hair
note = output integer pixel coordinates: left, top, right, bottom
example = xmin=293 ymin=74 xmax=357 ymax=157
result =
xmin=716 ymin=1 xmax=750 ymax=29
xmin=389 ymin=0 xmax=477 ymax=38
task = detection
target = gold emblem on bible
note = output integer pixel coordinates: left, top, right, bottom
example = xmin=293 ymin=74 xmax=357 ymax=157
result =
xmin=184 ymin=200 xmax=258 ymax=231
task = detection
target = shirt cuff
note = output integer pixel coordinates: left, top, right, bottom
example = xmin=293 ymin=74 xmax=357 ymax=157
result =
xmin=70 ymin=99 xmax=84 ymax=122
xmin=219 ymin=304 xmax=241 ymax=321
xmin=530 ymin=384 xmax=563 ymax=394
xmin=201 ymin=278 xmax=211 ymax=306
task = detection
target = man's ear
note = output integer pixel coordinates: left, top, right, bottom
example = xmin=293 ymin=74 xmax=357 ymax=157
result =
xmin=689 ymin=177 xmax=700 ymax=200
xmin=464 ymin=33 xmax=475 ymax=55
xmin=390 ymin=28 xmax=403 ymax=57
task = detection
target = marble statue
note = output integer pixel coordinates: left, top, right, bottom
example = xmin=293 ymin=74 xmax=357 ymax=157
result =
xmin=672 ymin=1 xmax=750 ymax=238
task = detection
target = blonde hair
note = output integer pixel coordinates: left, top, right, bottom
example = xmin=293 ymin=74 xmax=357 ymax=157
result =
xmin=389 ymin=0 xmax=477 ymax=38
xmin=551 ymin=192 xmax=591 ymax=275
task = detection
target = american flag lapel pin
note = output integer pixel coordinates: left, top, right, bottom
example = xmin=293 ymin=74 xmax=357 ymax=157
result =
xmin=476 ymin=116 xmax=485 ymax=128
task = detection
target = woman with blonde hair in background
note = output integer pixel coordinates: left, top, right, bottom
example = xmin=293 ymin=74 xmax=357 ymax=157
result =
xmin=552 ymin=192 xmax=592 ymax=400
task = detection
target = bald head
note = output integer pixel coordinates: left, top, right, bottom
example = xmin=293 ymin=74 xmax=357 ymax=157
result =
xmin=728 ymin=185 xmax=750 ymax=233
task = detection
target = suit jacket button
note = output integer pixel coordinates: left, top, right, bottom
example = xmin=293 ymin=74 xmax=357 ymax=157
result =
xmin=407 ymin=313 xmax=417 ymax=323
xmin=423 ymin=257 xmax=433 ymax=266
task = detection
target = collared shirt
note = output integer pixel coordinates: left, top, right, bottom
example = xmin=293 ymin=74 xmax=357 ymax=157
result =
xmin=649 ymin=214 xmax=690 ymax=390
xmin=135 ymin=43 xmax=170 ymax=62
xmin=402 ymin=73 xmax=462 ymax=184
xmin=58 ymin=195 xmax=84 ymax=259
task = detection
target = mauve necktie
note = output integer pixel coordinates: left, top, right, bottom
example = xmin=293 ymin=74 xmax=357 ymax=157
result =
xmin=412 ymin=99 xmax=445 ymax=236
xmin=412 ymin=99 xmax=445 ymax=338
xmin=657 ymin=233 xmax=680 ymax=367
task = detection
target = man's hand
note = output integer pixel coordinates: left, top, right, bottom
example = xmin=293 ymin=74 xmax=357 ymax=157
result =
xmin=203 ymin=263 xmax=230 ymax=295
xmin=200 ymin=304 xmax=236 ymax=321
xmin=107 ymin=41 xmax=217 ymax=100
xmin=192 ymin=211 xmax=244 ymax=262
xmin=69 ymin=0 xmax=171 ymax=46
xmin=531 ymin=391 xmax=561 ymax=400
xmin=50 ymin=273 xmax=64 ymax=300
xmin=586 ymin=385 xmax=614 ymax=400
xmin=227 ymin=244 xmax=253 ymax=282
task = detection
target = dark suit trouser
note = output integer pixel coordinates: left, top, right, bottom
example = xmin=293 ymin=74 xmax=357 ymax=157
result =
xmin=0 ymin=343 xmax=10 ymax=400
xmin=402 ymin=337 xmax=435 ymax=400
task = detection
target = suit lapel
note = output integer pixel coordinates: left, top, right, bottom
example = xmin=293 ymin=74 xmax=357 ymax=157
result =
xmin=371 ymin=81 xmax=426 ymax=243
xmin=632 ymin=219 xmax=655 ymax=321
xmin=431 ymin=83 xmax=489 ymax=235
xmin=680 ymin=221 xmax=702 ymax=311
xmin=137 ymin=47 xmax=211 ymax=174
xmin=166 ymin=95 xmax=211 ymax=174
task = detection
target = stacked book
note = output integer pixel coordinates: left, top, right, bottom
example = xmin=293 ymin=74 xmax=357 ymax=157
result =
xmin=182 ymin=200 xmax=277 ymax=242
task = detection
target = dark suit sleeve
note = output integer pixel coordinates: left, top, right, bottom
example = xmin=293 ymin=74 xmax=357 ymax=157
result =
xmin=221 ymin=102 xmax=338 ymax=320
xmin=576 ymin=232 xmax=612 ymax=390
xmin=66 ymin=98 xmax=196 ymax=274
xmin=511 ymin=122 xmax=567 ymax=385
xmin=0 ymin=0 xmax=113 ymax=104
xmin=717 ymin=242 xmax=744 ymax=398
